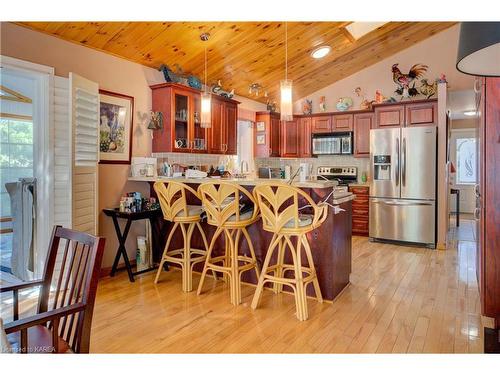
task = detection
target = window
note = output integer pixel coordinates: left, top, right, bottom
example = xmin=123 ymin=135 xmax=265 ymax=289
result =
xmin=456 ymin=137 xmax=476 ymax=185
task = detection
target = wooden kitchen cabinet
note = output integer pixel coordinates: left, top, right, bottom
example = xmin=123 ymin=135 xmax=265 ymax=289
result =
xmin=208 ymin=98 xmax=225 ymax=154
xmin=333 ymin=113 xmax=353 ymax=131
xmin=208 ymin=97 xmax=237 ymax=155
xmin=374 ymin=99 xmax=437 ymax=128
xmin=299 ymin=116 xmax=312 ymax=158
xmin=254 ymin=111 xmax=280 ymax=157
xmin=281 ymin=119 xmax=299 ymax=157
xmin=405 ymin=101 xmax=437 ymax=126
xmin=311 ymin=115 xmax=332 ymax=133
xmin=224 ymin=101 xmax=238 ymax=154
xmin=151 ymin=82 xmax=238 ymax=155
xmin=374 ymin=104 xmax=405 ymax=128
xmin=353 ymin=113 xmax=373 ymax=158
xmin=349 ymin=185 xmax=369 ymax=236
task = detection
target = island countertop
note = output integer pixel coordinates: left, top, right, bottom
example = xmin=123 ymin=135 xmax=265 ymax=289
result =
xmin=128 ymin=176 xmax=355 ymax=204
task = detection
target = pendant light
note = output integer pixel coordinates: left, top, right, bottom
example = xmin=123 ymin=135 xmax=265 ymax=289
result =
xmin=456 ymin=22 xmax=500 ymax=77
xmin=280 ymin=22 xmax=293 ymax=121
xmin=200 ymin=32 xmax=211 ymax=128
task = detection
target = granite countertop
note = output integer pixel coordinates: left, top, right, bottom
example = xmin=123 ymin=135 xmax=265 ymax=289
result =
xmin=128 ymin=176 xmax=355 ymax=204
xmin=129 ymin=176 xmax=340 ymax=189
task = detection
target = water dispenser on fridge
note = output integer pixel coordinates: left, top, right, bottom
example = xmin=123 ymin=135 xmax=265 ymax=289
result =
xmin=373 ymin=155 xmax=392 ymax=180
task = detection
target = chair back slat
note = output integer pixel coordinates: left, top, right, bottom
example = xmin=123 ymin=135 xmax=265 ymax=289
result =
xmin=198 ymin=181 xmax=258 ymax=226
xmin=37 ymin=226 xmax=105 ymax=353
xmin=254 ymin=183 xmax=326 ymax=233
xmin=154 ymin=181 xmax=197 ymax=221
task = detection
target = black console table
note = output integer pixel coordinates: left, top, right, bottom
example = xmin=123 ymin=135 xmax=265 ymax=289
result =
xmin=103 ymin=208 xmax=163 ymax=282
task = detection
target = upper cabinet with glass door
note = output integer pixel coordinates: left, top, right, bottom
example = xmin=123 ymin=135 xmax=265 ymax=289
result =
xmin=151 ymin=83 xmax=238 ymax=155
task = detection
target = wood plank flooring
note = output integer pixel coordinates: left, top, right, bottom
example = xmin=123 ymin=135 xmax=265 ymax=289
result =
xmin=88 ymin=220 xmax=484 ymax=353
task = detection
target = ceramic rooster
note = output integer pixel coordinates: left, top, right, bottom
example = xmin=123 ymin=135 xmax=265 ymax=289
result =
xmin=392 ymin=63 xmax=428 ymax=99
xmin=419 ymin=79 xmax=437 ymax=99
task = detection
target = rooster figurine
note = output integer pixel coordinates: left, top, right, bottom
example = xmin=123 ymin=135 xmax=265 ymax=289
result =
xmin=419 ymin=79 xmax=437 ymax=99
xmin=392 ymin=63 xmax=428 ymax=99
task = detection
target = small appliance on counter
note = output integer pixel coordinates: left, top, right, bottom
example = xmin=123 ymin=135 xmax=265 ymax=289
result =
xmin=131 ymin=157 xmax=158 ymax=178
xmin=316 ymin=166 xmax=358 ymax=192
xmin=258 ymin=167 xmax=282 ymax=179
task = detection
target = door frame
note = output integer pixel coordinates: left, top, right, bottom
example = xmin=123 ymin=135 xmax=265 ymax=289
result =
xmin=1 ymin=55 xmax=54 ymax=278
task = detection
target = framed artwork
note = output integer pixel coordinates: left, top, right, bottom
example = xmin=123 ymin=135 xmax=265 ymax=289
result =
xmin=99 ymin=89 xmax=134 ymax=164
xmin=256 ymin=134 xmax=266 ymax=145
xmin=256 ymin=121 xmax=265 ymax=132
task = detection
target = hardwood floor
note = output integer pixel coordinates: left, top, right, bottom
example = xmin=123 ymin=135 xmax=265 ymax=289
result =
xmin=89 ymin=219 xmax=484 ymax=353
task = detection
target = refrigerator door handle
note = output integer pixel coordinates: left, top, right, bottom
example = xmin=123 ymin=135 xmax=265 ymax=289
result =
xmin=402 ymin=137 xmax=406 ymax=187
xmin=395 ymin=137 xmax=400 ymax=186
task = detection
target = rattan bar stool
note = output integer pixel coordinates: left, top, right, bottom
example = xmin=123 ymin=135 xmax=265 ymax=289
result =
xmin=251 ymin=183 xmax=328 ymax=321
xmin=196 ymin=181 xmax=260 ymax=306
xmin=153 ymin=181 xmax=211 ymax=292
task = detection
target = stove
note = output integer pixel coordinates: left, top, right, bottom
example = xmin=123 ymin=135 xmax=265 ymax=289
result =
xmin=317 ymin=166 xmax=358 ymax=192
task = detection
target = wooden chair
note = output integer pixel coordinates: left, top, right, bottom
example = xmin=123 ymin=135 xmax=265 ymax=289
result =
xmin=153 ymin=181 xmax=211 ymax=292
xmin=1 ymin=225 xmax=105 ymax=353
xmin=196 ymin=181 xmax=260 ymax=305
xmin=251 ymin=183 xmax=328 ymax=321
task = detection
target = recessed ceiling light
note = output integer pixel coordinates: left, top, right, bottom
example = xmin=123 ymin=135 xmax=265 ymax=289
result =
xmin=311 ymin=46 xmax=331 ymax=59
xmin=463 ymin=110 xmax=477 ymax=116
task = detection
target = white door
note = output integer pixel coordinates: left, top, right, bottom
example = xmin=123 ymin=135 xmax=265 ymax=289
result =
xmin=449 ymin=129 xmax=477 ymax=214
xmin=237 ymin=120 xmax=254 ymax=174
xmin=69 ymin=73 xmax=99 ymax=235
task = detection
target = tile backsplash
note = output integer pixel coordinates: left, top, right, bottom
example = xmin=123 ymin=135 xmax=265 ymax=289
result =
xmin=151 ymin=152 xmax=370 ymax=182
xmin=152 ymin=152 xmax=238 ymax=173
xmin=255 ymin=156 xmax=370 ymax=182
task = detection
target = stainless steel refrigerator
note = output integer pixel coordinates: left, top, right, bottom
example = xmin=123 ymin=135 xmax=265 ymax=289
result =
xmin=369 ymin=126 xmax=437 ymax=248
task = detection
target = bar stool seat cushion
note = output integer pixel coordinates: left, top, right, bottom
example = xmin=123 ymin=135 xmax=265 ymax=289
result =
xmin=175 ymin=205 xmax=204 ymax=218
xmin=284 ymin=214 xmax=313 ymax=228
xmin=227 ymin=209 xmax=254 ymax=222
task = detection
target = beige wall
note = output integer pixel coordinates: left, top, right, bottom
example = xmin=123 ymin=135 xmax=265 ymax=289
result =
xmin=294 ymin=25 xmax=473 ymax=114
xmin=452 ymin=118 xmax=477 ymax=129
xmin=0 ymin=22 xmax=264 ymax=268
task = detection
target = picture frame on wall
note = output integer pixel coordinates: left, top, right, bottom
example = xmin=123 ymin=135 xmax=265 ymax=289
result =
xmin=256 ymin=121 xmax=265 ymax=132
xmin=256 ymin=134 xmax=266 ymax=145
xmin=99 ymin=89 xmax=134 ymax=164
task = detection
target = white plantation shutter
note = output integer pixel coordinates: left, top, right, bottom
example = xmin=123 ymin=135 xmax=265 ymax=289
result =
xmin=53 ymin=76 xmax=71 ymax=228
xmin=69 ymin=73 xmax=99 ymax=235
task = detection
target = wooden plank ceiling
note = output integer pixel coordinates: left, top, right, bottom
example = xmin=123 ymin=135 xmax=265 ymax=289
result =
xmin=16 ymin=22 xmax=455 ymax=103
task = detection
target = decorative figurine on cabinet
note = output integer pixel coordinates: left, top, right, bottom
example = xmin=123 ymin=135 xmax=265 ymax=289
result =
xmin=319 ymin=96 xmax=326 ymax=112
xmin=211 ymin=80 xmax=235 ymax=98
xmin=335 ymin=97 xmax=353 ymax=111
xmin=302 ymin=99 xmax=313 ymax=115
xmin=391 ymin=63 xmax=428 ymax=99
xmin=266 ymin=99 xmax=277 ymax=112
xmin=419 ymin=78 xmax=437 ymax=99
xmin=354 ymin=87 xmax=374 ymax=110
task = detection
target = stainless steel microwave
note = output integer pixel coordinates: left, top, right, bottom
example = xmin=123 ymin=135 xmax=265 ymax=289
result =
xmin=312 ymin=132 xmax=353 ymax=155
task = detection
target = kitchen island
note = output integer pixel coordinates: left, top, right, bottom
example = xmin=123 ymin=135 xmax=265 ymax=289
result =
xmin=129 ymin=176 xmax=354 ymax=301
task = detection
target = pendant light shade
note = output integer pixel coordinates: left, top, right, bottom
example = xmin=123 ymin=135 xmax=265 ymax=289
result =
xmin=456 ymin=22 xmax=500 ymax=77
xmin=200 ymin=92 xmax=211 ymax=128
xmin=280 ymin=22 xmax=293 ymax=121
xmin=200 ymin=32 xmax=211 ymax=128
xmin=280 ymin=79 xmax=293 ymax=121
